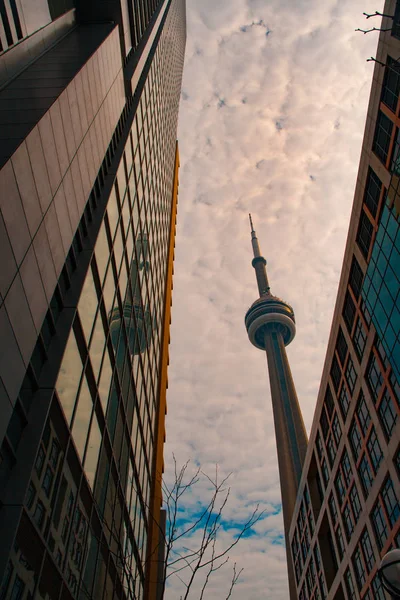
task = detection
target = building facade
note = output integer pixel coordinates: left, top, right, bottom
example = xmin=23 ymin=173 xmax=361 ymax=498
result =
xmin=0 ymin=2 xmax=186 ymax=600
xmin=288 ymin=2 xmax=400 ymax=599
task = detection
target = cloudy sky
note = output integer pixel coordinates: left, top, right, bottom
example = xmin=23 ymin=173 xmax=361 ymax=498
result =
xmin=164 ymin=1 xmax=383 ymax=598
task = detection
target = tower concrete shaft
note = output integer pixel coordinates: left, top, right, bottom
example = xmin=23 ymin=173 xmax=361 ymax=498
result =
xmin=245 ymin=215 xmax=307 ymax=600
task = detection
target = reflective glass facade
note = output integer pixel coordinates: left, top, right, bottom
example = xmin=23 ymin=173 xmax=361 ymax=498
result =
xmin=0 ymin=1 xmax=185 ymax=599
xmin=289 ymin=3 xmax=400 ymax=599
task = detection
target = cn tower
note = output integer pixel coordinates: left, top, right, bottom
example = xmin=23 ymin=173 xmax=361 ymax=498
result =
xmin=245 ymin=215 xmax=308 ymax=599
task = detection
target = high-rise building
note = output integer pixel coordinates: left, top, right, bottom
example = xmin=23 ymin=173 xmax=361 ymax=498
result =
xmin=287 ymin=2 xmax=400 ymax=599
xmin=0 ymin=2 xmax=186 ymax=600
xmin=245 ymin=215 xmax=308 ymax=600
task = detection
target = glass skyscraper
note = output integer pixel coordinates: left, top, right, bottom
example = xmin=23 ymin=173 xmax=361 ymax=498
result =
xmin=287 ymin=2 xmax=400 ymax=599
xmin=0 ymin=2 xmax=186 ymax=600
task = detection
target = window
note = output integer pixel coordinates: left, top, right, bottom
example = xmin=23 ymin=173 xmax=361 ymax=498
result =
xmin=35 ymin=446 xmax=45 ymax=477
xmin=372 ymin=110 xmax=394 ymax=164
xmin=33 ymin=500 xmax=45 ymax=530
xmin=320 ymin=407 xmax=329 ymax=439
xmin=345 ymin=357 xmax=357 ymax=394
xmin=343 ymin=503 xmax=354 ymax=540
xmin=316 ymin=433 xmax=324 ymax=459
xmin=363 ymin=168 xmax=382 ymax=218
xmin=366 ymin=354 xmax=383 ymax=401
xmin=336 ymin=328 xmax=348 ymax=365
xmin=9 ymin=576 xmax=24 ymax=600
xmin=349 ymin=256 xmax=364 ymax=298
xmin=329 ymin=494 xmax=338 ymax=524
xmin=372 ymin=574 xmax=387 ymax=600
xmin=359 ymin=455 xmax=374 ymax=496
xmin=336 ymin=526 xmax=345 ymax=560
xmin=367 ymin=428 xmax=382 ymax=474
xmin=325 ymin=387 xmax=334 ymax=417
xmin=25 ymin=482 xmax=36 ymax=509
xmin=350 ymin=420 xmax=362 ymax=460
xmin=42 ymin=466 xmax=54 ymax=497
xmin=332 ymin=414 xmax=342 ymax=446
xmin=341 ymin=450 xmax=352 ymax=487
xmin=335 ymin=472 xmax=346 ymax=505
xmin=356 ymin=393 xmax=371 ymax=435
xmin=353 ymin=546 xmax=366 ymax=589
xmin=343 ymin=292 xmax=356 ymax=334
xmin=356 ymin=210 xmax=373 ymax=259
xmin=382 ymin=477 xmax=400 ymax=526
xmin=321 ymin=459 xmax=329 ymax=488
xmin=345 ymin=569 xmax=357 ymax=600
xmin=371 ymin=502 xmax=388 ymax=550
xmin=339 ymin=386 xmax=350 ymax=419
xmin=0 ymin=562 xmax=13 ymax=600
xmin=350 ymin=485 xmax=362 ymax=523
xmin=327 ymin=436 xmax=336 ymax=467
xmin=353 ymin=318 xmax=367 ymax=360
xmin=379 ymin=389 xmax=398 ymax=439
xmin=382 ymin=56 xmax=400 ymax=112
xmin=360 ymin=529 xmax=375 ymax=573
xmin=330 ymin=356 xmax=341 ymax=392
xmin=49 ymin=440 xmax=60 ymax=468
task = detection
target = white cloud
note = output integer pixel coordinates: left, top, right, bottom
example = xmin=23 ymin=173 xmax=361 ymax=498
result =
xmin=164 ymin=0 xmax=383 ymax=597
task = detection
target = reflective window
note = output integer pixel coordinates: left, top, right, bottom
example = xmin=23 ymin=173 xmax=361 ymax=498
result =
xmin=378 ymin=388 xmax=398 ymax=439
xmin=356 ymin=210 xmax=374 ymax=259
xmin=382 ymin=477 xmax=400 ymax=526
xmin=367 ymin=428 xmax=382 ymax=474
xmin=363 ymin=168 xmax=382 ymax=218
xmin=56 ymin=329 xmax=83 ymax=423
xmin=372 ymin=110 xmax=394 ymax=164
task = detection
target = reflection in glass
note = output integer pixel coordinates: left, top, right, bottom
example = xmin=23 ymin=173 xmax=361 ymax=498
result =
xmin=84 ymin=413 xmax=101 ymax=489
xmin=72 ymin=375 xmax=93 ymax=461
xmin=79 ymin=267 xmax=98 ymax=344
xmin=56 ymin=329 xmax=82 ymax=423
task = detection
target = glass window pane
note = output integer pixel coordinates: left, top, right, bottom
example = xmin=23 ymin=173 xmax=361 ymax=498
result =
xmin=84 ymin=413 xmax=101 ymax=490
xmin=56 ymin=330 xmax=82 ymax=423
xmin=72 ymin=376 xmax=93 ymax=462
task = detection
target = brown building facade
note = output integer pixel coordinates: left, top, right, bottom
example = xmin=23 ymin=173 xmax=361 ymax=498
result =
xmin=0 ymin=2 xmax=186 ymax=600
xmin=288 ymin=2 xmax=400 ymax=599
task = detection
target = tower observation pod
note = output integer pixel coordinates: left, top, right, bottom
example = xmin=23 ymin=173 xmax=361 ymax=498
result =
xmin=244 ymin=215 xmax=308 ymax=600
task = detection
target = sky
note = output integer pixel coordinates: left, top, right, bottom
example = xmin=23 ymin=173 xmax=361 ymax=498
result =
xmin=164 ymin=0 xmax=384 ymax=598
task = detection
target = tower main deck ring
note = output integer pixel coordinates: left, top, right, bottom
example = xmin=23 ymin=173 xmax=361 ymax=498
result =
xmin=245 ymin=295 xmax=296 ymax=350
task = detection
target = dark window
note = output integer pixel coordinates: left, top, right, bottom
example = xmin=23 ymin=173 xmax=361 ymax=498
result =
xmin=325 ymin=387 xmax=334 ymax=417
xmin=339 ymin=385 xmax=350 ymax=420
xmin=332 ymin=414 xmax=342 ymax=447
xmin=345 ymin=357 xmax=357 ymax=394
xmin=343 ymin=292 xmax=356 ymax=334
xmin=382 ymin=56 xmax=400 ymax=112
xmin=349 ymin=256 xmax=364 ymax=298
xmin=341 ymin=450 xmax=352 ymax=487
xmin=353 ymin=546 xmax=366 ymax=590
xmin=42 ymin=466 xmax=54 ymax=497
xmin=336 ymin=328 xmax=348 ymax=366
xmin=345 ymin=570 xmax=357 ymax=600
xmin=330 ymin=356 xmax=341 ymax=392
xmin=367 ymin=428 xmax=383 ymax=474
xmin=372 ymin=110 xmax=393 ymax=164
xmin=382 ymin=477 xmax=400 ymax=526
xmin=359 ymin=455 xmax=374 ymax=496
xmin=49 ymin=440 xmax=60 ymax=468
xmin=360 ymin=529 xmax=375 ymax=573
xmin=329 ymin=494 xmax=338 ymax=524
xmin=320 ymin=407 xmax=329 ymax=439
xmin=327 ymin=436 xmax=336 ymax=467
xmin=379 ymin=389 xmax=398 ymax=439
xmin=356 ymin=211 xmax=373 ymax=259
xmin=363 ymin=168 xmax=382 ymax=218
xmin=350 ymin=485 xmax=362 ymax=523
xmin=35 ymin=446 xmax=45 ymax=477
xmin=9 ymin=576 xmax=24 ymax=600
xmin=335 ymin=472 xmax=346 ymax=505
xmin=353 ymin=318 xmax=367 ymax=360
xmin=316 ymin=433 xmax=324 ymax=459
xmin=356 ymin=393 xmax=371 ymax=435
xmin=321 ymin=459 xmax=329 ymax=488
xmin=350 ymin=420 xmax=362 ymax=460
xmin=372 ymin=574 xmax=387 ymax=600
xmin=33 ymin=500 xmax=45 ymax=530
xmin=336 ymin=526 xmax=345 ymax=560
xmin=0 ymin=562 xmax=13 ymax=600
xmin=371 ymin=502 xmax=388 ymax=550
xmin=26 ymin=482 xmax=36 ymax=509
xmin=343 ymin=503 xmax=354 ymax=540
xmin=390 ymin=369 xmax=400 ymax=403
xmin=366 ymin=354 xmax=383 ymax=401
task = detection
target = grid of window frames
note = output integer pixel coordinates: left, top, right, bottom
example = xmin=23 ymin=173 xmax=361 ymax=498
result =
xmin=3 ymin=5 xmax=188 ymax=600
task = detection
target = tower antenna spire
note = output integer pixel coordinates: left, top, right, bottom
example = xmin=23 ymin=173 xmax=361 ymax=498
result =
xmin=248 ymin=215 xmax=269 ymax=294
